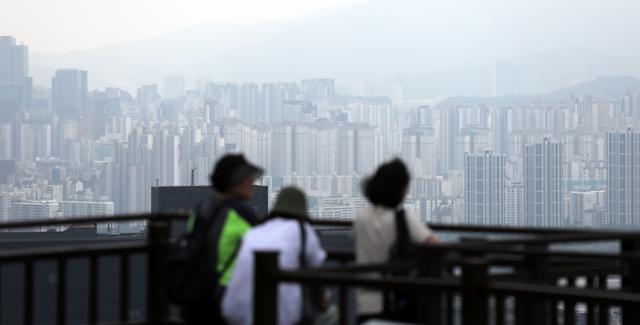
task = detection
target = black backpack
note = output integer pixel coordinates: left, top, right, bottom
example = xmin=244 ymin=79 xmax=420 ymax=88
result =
xmin=383 ymin=209 xmax=419 ymax=321
xmin=165 ymin=201 xmax=232 ymax=306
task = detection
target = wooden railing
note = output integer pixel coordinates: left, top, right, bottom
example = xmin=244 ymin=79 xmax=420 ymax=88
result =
xmin=1 ymin=215 xmax=640 ymax=324
xmin=258 ymin=220 xmax=640 ymax=325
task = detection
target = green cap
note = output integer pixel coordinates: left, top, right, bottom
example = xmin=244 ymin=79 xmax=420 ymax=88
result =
xmin=271 ymin=187 xmax=309 ymax=219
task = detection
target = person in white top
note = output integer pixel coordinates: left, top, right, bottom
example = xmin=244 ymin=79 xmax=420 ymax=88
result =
xmin=353 ymin=158 xmax=439 ymax=317
xmin=222 ymin=187 xmax=327 ymax=325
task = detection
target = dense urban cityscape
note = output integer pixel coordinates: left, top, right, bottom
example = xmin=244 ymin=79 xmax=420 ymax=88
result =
xmin=1 ymin=34 xmax=639 ymax=231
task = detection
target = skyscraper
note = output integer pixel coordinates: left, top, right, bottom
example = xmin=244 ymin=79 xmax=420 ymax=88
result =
xmin=0 ymin=36 xmax=30 ymax=120
xmin=240 ymin=83 xmax=261 ymax=124
xmin=492 ymin=109 xmax=509 ymax=155
xmin=52 ymin=69 xmax=88 ymax=118
xmin=606 ymin=129 xmax=640 ymax=226
xmin=455 ymin=126 xmax=491 ymax=171
xmin=524 ymin=138 xmax=565 ymax=227
xmin=464 ymin=150 xmax=506 ymax=225
xmin=505 ymin=182 xmax=524 ymax=226
xmin=0 ymin=36 xmax=27 ymax=84
xmin=440 ymin=107 xmax=460 ymax=172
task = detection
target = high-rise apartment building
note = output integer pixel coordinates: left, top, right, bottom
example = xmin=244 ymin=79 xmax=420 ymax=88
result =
xmin=569 ymin=190 xmax=605 ymax=227
xmin=440 ymin=107 xmax=460 ymax=172
xmin=455 ymin=126 xmax=491 ymax=171
xmin=52 ymin=69 xmax=88 ymax=118
xmin=505 ymin=182 xmax=524 ymax=226
xmin=240 ymin=83 xmax=261 ymax=124
xmin=0 ymin=36 xmax=30 ymax=120
xmin=523 ymin=138 xmax=565 ymax=227
xmin=0 ymin=36 xmax=27 ymax=84
xmin=606 ymin=129 xmax=640 ymax=226
xmin=464 ymin=150 xmax=506 ymax=225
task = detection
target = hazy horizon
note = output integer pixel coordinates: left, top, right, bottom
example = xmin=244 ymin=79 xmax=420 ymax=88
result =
xmin=7 ymin=0 xmax=637 ymax=98
xmin=1 ymin=0 xmax=366 ymax=53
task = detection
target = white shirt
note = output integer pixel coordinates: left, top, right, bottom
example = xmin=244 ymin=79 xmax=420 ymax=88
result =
xmin=222 ymin=217 xmax=327 ymax=325
xmin=354 ymin=206 xmax=433 ymax=264
xmin=353 ymin=206 xmax=433 ymax=313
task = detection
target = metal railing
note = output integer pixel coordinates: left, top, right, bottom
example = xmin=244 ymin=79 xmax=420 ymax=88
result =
xmin=0 ymin=214 xmax=180 ymax=325
xmin=257 ymin=220 xmax=640 ymax=325
xmin=2 ymin=215 xmax=640 ymax=324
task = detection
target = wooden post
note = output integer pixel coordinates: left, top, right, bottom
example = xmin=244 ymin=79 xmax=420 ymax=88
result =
xmin=462 ymin=258 xmax=489 ymax=325
xmin=518 ymin=243 xmax=550 ymax=325
xmin=147 ymin=221 xmax=170 ymax=324
xmin=622 ymin=238 xmax=640 ymax=324
xmin=417 ymin=246 xmax=444 ymax=324
xmin=254 ymin=251 xmax=279 ymax=325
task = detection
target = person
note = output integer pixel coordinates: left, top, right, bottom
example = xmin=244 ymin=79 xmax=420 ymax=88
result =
xmin=353 ymin=158 xmax=438 ymax=317
xmin=182 ymin=154 xmax=264 ymax=324
xmin=222 ymin=187 xmax=327 ymax=325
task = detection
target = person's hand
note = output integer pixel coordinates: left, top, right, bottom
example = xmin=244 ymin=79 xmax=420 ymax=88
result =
xmin=425 ymin=235 xmax=440 ymax=244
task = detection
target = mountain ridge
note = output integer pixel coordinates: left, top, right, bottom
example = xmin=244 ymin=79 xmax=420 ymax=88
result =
xmin=437 ymin=76 xmax=640 ymax=108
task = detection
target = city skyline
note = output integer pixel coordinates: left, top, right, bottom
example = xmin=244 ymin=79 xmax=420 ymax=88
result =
xmin=2 ymin=32 xmax=640 ymax=231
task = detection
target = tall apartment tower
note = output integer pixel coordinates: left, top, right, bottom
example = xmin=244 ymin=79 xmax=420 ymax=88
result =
xmin=440 ymin=107 xmax=460 ymax=172
xmin=0 ymin=36 xmax=31 ymax=120
xmin=606 ymin=129 xmax=640 ymax=226
xmin=523 ymin=138 xmax=565 ymax=227
xmin=0 ymin=36 xmax=28 ymax=84
xmin=464 ymin=150 xmax=506 ymax=225
xmin=52 ymin=69 xmax=88 ymax=118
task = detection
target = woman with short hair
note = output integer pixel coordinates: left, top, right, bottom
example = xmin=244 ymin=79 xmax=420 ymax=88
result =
xmin=353 ymin=158 xmax=438 ymax=319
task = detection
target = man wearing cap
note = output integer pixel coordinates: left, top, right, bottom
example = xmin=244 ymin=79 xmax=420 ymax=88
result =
xmin=183 ymin=154 xmax=264 ymax=324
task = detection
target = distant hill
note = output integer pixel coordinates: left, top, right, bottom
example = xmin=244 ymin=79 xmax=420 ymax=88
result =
xmin=437 ymin=76 xmax=640 ymax=108
xmin=546 ymin=76 xmax=640 ymax=99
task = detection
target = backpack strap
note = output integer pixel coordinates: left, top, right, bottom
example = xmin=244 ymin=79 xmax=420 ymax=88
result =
xmin=298 ymin=220 xmax=307 ymax=267
xmin=219 ymin=238 xmax=242 ymax=276
xmin=393 ymin=209 xmax=411 ymax=256
xmin=200 ymin=200 xmax=227 ymax=231
xmin=192 ymin=200 xmax=229 ymax=270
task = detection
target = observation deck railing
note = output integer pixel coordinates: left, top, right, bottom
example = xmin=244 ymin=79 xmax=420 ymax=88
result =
xmin=1 ymin=215 xmax=639 ymax=324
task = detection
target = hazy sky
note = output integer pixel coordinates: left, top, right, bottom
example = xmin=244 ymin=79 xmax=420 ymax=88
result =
xmin=1 ymin=0 xmax=364 ymax=53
